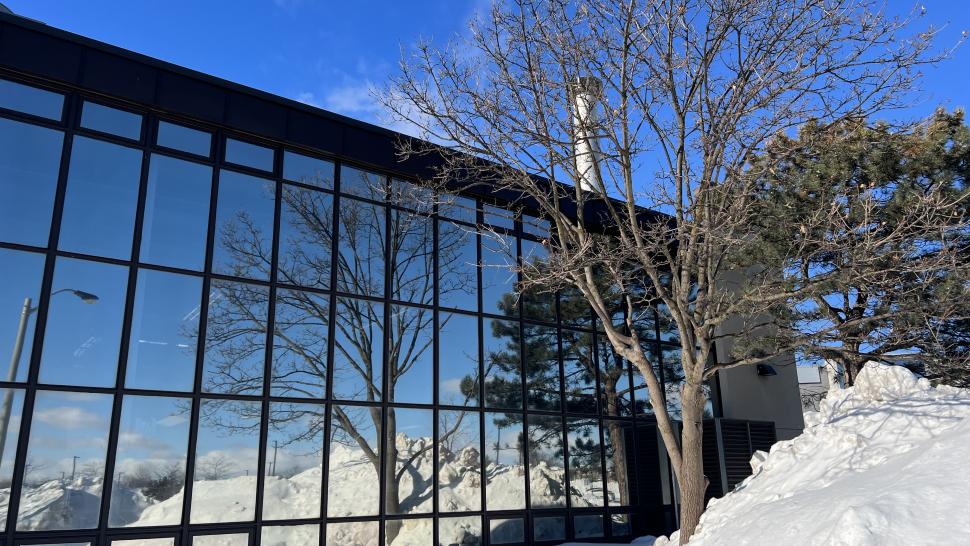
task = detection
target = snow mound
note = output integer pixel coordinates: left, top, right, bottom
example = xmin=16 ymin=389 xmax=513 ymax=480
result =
xmin=657 ymin=362 xmax=970 ymax=546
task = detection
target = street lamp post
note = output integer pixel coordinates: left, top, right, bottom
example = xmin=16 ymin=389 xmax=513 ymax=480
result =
xmin=0 ymin=289 xmax=99 ymax=471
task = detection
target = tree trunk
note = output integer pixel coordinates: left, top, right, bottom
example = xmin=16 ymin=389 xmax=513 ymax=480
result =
xmin=677 ymin=383 xmax=707 ymax=544
xmin=606 ymin=419 xmax=630 ymax=506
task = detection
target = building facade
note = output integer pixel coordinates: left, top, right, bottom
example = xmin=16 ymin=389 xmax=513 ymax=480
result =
xmin=0 ymin=11 xmax=801 ymax=546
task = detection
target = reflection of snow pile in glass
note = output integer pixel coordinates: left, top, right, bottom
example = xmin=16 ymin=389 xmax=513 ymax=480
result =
xmin=655 ymin=363 xmax=970 ymax=546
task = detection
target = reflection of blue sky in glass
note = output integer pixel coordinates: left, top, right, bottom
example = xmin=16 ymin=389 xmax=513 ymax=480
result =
xmin=156 ymin=121 xmax=211 ymax=157
xmin=22 ymin=390 xmax=112 ymax=484
xmin=438 ymin=222 xmax=477 ymax=312
xmin=0 ymin=248 xmax=45 ymax=382
xmin=40 ymin=258 xmax=128 ymax=388
xmin=58 ymin=136 xmax=142 ymax=260
xmin=0 ymin=117 xmax=62 ymax=247
xmin=140 ymin=154 xmax=212 ymax=271
xmin=332 ymin=298 xmax=382 ymax=401
xmin=438 ymin=312 xmax=479 ymax=406
xmin=0 ymin=78 xmax=64 ymax=120
xmin=388 ymin=306 xmax=433 ymax=405
xmin=481 ymin=234 xmax=516 ymax=316
xmin=80 ymin=101 xmax=142 ymax=140
xmin=225 ymin=139 xmax=273 ymax=172
xmin=283 ymin=151 xmax=333 ymax=189
xmin=213 ymin=171 xmax=275 ymax=280
xmin=126 ymin=269 xmax=202 ymax=392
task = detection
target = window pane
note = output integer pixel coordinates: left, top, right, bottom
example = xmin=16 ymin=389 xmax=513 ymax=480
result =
xmin=0 ymin=78 xmax=63 ymax=119
xmin=438 ymin=313 xmax=479 ymax=407
xmin=202 ymin=280 xmax=269 ymax=395
xmin=438 ymin=221 xmax=477 ymax=312
xmin=278 ymin=185 xmax=332 ymax=289
xmin=225 ymin=138 xmax=273 ymax=172
xmin=327 ymin=521 xmax=378 ymax=546
xmin=437 ymin=410 xmax=481 ymax=512
xmin=562 ymin=329 xmax=597 ymax=413
xmin=528 ymin=415 xmax=565 ymax=508
xmin=598 ymin=339 xmax=632 ymax=417
xmin=140 ymin=154 xmax=212 ymax=271
xmin=328 ymin=405 xmax=380 ymax=517
xmin=439 ymin=516 xmax=482 ymax=546
xmin=0 ymin=248 xmax=44 ymax=382
xmin=524 ymin=324 xmax=560 ymax=411
xmin=272 ymin=289 xmax=329 ymax=398
xmin=575 ymin=514 xmax=605 ymax=538
xmin=604 ymin=419 xmax=633 ymax=507
xmin=611 ymin=513 xmax=633 ymax=536
xmin=193 ymin=534 xmax=248 ymax=546
xmin=80 ymin=102 xmax=142 ymax=140
xmin=40 ymin=258 xmax=128 ymax=387
xmin=522 ymin=214 xmax=550 ymax=239
xmin=388 ymin=178 xmax=433 ymax=211
xmin=481 ymin=234 xmax=516 ymax=317
xmin=340 ymin=165 xmax=385 ymax=201
xmin=520 ymin=239 xmax=555 ymax=322
xmin=126 ymin=269 xmax=202 ymax=391
xmin=386 ymin=518 xmax=432 ymax=545
xmin=388 ymin=305 xmax=433 ymax=404
xmin=483 ymin=204 xmax=514 ymax=230
xmin=109 ymin=395 xmax=191 ymax=527
xmin=213 ymin=171 xmax=275 ymax=280
xmin=483 ymin=318 xmax=521 ymax=410
xmin=560 ymin=285 xmax=592 ymax=327
xmin=18 ymin=391 xmax=112 ymax=530
xmin=484 ymin=413 xmax=524 ymax=510
xmin=489 ymin=518 xmax=523 ymax=544
xmin=439 ymin=194 xmax=477 ymax=224
xmin=283 ymin=150 xmax=333 ymax=189
xmin=157 ymin=121 xmax=211 ymax=157
xmin=0 ymin=118 xmax=62 ymax=246
xmin=59 ymin=136 xmax=142 ymax=259
xmin=391 ymin=210 xmax=433 ymax=305
xmin=111 ymin=539 xmax=174 ymax=546
xmin=332 ymin=298 xmax=382 ymax=401
xmin=385 ymin=408 xmax=432 ymax=514
xmin=263 ymin=401 xmax=324 ymax=520
xmin=0 ymin=388 xmax=24 ymax=530
xmin=566 ymin=418 xmax=604 ymax=507
xmin=337 ymin=198 xmax=385 ymax=296
xmin=533 ymin=516 xmax=565 ymax=542
xmin=191 ymin=398 xmax=261 ymax=523
xmin=262 ymin=524 xmax=319 ymax=545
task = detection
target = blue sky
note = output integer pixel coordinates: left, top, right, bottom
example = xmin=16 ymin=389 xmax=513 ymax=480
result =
xmin=6 ymin=0 xmax=969 ymax=132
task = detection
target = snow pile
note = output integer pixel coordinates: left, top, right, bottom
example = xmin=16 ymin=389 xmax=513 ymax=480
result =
xmin=657 ymin=362 xmax=970 ymax=546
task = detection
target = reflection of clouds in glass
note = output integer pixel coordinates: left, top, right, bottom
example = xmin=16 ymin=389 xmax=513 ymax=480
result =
xmin=35 ymin=406 xmax=103 ymax=429
xmin=158 ymin=414 xmax=189 ymax=427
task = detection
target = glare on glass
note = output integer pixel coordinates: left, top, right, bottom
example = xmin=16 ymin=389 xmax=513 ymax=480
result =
xmin=332 ymin=298 xmax=382 ymax=401
xmin=283 ymin=150 xmax=334 ymax=189
xmin=0 ymin=388 xmax=24 ymax=531
xmin=388 ymin=305 xmax=433 ymax=404
xmin=439 ymin=516 xmax=482 ymax=546
xmin=437 ymin=221 xmax=477 ymax=312
xmin=0 ymin=248 xmax=45 ymax=382
xmin=0 ymin=118 xmax=63 ymax=247
xmin=337 ymin=198 xmax=386 ymax=296
xmin=277 ymin=185 xmax=333 ymax=289
xmin=191 ymin=398 xmax=261 ymax=523
xmin=483 ymin=318 xmax=522 ymax=410
xmin=484 ymin=413 xmax=525 ymax=510
xmin=58 ymin=136 xmax=142 ymax=259
xmin=261 ymin=524 xmax=320 ymax=545
xmin=126 ymin=269 xmax=201 ymax=391
xmin=109 ymin=395 xmax=191 ymax=528
xmin=225 ymin=138 xmax=273 ymax=172
xmin=0 ymin=77 xmax=63 ymax=119
xmin=39 ymin=257 xmax=128 ymax=387
xmin=80 ymin=101 xmax=143 ymax=140
xmin=157 ymin=120 xmax=211 ymax=157
xmin=140 ymin=154 xmax=212 ymax=271
xmin=262 ymin=401 xmax=325 ymax=520
xmin=327 ymin=405 xmax=380 ymax=517
xmin=202 ymin=280 xmax=269 ymax=395
xmin=488 ymin=518 xmax=524 ymax=545
xmin=437 ymin=410 xmax=481 ymax=512
xmin=272 ymin=289 xmax=329 ymax=398
xmin=19 ymin=390 xmax=113 ymax=531
xmin=391 ymin=210 xmax=434 ymax=305
xmin=528 ymin=415 xmax=565 ymax=508
xmin=213 ymin=170 xmax=275 ymax=280
xmin=438 ymin=312 xmax=479 ymax=406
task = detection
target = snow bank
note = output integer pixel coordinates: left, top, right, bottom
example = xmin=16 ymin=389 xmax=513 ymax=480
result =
xmin=657 ymin=362 xmax=970 ymax=546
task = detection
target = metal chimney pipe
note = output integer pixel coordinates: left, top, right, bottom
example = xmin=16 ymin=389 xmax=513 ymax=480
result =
xmin=571 ymin=76 xmax=603 ymax=193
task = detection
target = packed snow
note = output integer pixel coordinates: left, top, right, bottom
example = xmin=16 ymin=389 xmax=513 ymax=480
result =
xmin=650 ymin=362 xmax=970 ymax=546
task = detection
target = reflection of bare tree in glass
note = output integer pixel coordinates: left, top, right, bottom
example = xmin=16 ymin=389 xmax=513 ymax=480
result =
xmin=203 ymin=181 xmax=470 ymax=544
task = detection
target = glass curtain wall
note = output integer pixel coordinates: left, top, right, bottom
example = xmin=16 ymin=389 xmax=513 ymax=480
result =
xmin=0 ymin=75 xmax=692 ymax=545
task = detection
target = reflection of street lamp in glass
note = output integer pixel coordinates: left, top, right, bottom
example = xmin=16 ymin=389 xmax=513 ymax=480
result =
xmin=0 ymin=289 xmax=99 ymax=469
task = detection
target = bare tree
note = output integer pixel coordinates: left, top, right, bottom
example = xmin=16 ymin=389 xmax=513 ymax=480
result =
xmin=383 ymin=0 xmax=948 ymax=539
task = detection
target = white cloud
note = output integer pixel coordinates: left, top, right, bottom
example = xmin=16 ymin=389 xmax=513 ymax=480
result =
xmin=35 ymin=406 xmax=105 ymax=429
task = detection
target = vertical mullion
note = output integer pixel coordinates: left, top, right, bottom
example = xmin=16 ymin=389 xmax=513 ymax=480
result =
xmin=378 ymin=175 xmax=391 ymax=546
xmin=475 ymin=201 xmax=487 ymax=541
xmin=320 ymin=160 xmax=342 ymax=546
xmin=431 ymin=204 xmax=440 ymax=546
xmin=516 ymin=229 xmax=533 ymax=545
